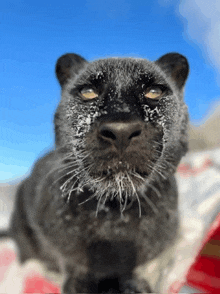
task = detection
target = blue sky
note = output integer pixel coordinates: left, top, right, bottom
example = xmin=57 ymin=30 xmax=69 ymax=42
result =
xmin=1 ymin=0 xmax=220 ymax=182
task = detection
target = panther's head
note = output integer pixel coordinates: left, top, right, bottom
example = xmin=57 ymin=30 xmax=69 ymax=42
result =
xmin=54 ymin=53 xmax=189 ymax=210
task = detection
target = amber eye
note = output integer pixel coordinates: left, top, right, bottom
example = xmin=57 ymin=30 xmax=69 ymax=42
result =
xmin=144 ymin=86 xmax=163 ymax=99
xmin=80 ymin=88 xmax=98 ymax=100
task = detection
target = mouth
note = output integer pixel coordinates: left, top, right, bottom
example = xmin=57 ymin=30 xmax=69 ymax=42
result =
xmin=100 ymin=167 xmax=148 ymax=179
xmin=88 ymin=161 xmax=149 ymax=191
xmin=57 ymin=154 xmax=157 ymax=217
xmin=79 ymin=164 xmax=151 ymax=217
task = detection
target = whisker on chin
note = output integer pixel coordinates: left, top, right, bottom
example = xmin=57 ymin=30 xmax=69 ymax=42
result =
xmin=60 ymin=173 xmax=78 ymax=192
xmin=115 ymin=174 xmax=123 ymax=214
xmin=78 ymin=193 xmax=97 ymax=206
xmin=126 ymin=171 xmax=142 ymax=218
xmin=54 ymin=137 xmax=164 ymax=218
xmin=147 ymin=183 xmax=162 ymax=198
xmin=140 ymin=192 xmax=158 ymax=215
xmin=67 ymin=179 xmax=79 ymax=202
xmin=130 ymin=171 xmax=146 ymax=184
xmin=95 ymin=195 xmax=104 ymax=217
xmin=50 ymin=168 xmax=76 ymax=190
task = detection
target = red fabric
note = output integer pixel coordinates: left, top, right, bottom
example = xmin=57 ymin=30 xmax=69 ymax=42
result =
xmin=169 ymin=157 xmax=220 ymax=293
xmin=187 ymin=256 xmax=220 ymax=293
xmin=0 ymin=249 xmax=16 ymax=283
xmin=0 ymin=247 xmax=60 ymax=293
xmin=177 ymin=157 xmax=213 ymax=177
xmin=186 ymin=214 xmax=220 ymax=293
xmin=24 ymin=273 xmax=60 ymax=294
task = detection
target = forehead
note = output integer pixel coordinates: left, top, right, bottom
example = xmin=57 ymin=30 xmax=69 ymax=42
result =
xmin=75 ymin=58 xmax=166 ymax=88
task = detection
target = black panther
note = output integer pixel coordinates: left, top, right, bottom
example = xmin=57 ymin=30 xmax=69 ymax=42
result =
xmin=7 ymin=52 xmax=189 ymax=293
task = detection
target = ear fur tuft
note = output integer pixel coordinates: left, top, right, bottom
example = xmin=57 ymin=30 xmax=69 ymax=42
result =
xmin=56 ymin=53 xmax=88 ymax=87
xmin=156 ymin=53 xmax=189 ymax=89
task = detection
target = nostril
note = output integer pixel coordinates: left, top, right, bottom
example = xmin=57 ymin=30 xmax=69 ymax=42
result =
xmin=100 ymin=129 xmax=117 ymax=140
xmin=128 ymin=129 xmax=141 ymax=140
xmin=98 ymin=122 xmax=142 ymax=146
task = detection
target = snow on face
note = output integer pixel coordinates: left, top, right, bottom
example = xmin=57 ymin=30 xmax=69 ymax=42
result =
xmin=57 ymin=57 xmax=183 ymax=151
xmin=54 ymin=56 xmax=188 ymax=205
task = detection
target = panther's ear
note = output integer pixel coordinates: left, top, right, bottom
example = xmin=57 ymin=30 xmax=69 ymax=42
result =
xmin=155 ymin=53 xmax=189 ymax=90
xmin=56 ymin=53 xmax=88 ymax=87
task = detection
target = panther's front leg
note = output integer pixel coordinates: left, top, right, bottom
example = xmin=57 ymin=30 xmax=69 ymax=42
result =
xmin=120 ymin=277 xmax=152 ymax=293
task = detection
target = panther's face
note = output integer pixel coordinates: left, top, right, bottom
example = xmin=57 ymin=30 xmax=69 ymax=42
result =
xmin=54 ymin=53 xmax=189 ymax=211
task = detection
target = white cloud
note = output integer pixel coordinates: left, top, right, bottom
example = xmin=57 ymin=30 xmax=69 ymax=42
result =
xmin=160 ymin=0 xmax=220 ymax=81
xmin=178 ymin=0 xmax=220 ymax=70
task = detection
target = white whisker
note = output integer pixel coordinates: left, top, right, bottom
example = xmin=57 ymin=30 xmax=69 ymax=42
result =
xmin=141 ymin=193 xmax=158 ymax=214
xmin=95 ymin=195 xmax=104 ymax=217
xmin=147 ymin=183 xmax=161 ymax=198
xmin=126 ymin=172 xmax=141 ymax=218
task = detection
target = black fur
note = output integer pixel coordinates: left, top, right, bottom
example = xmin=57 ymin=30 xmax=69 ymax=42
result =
xmin=8 ymin=52 xmax=189 ymax=293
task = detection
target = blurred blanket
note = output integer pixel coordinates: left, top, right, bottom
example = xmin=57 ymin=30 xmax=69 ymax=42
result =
xmin=0 ymin=149 xmax=220 ymax=293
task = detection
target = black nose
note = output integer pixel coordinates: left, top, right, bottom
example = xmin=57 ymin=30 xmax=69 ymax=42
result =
xmin=98 ymin=121 xmax=142 ymax=153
